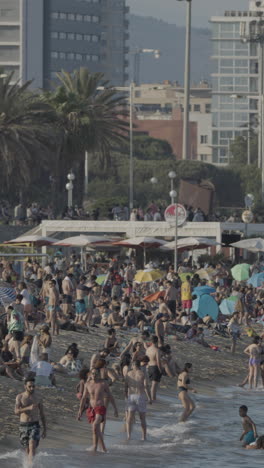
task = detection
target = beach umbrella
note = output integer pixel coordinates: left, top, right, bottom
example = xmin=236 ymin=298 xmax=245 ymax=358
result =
xmin=247 ymin=272 xmax=264 ymax=288
xmin=231 ymin=263 xmax=250 ymax=281
xmin=52 ymin=235 xmax=113 ymax=246
xmin=193 ymin=286 xmax=216 ymax=296
xmin=162 ymin=237 xmax=221 ymax=251
xmin=192 ymin=294 xmax=219 ymax=321
xmin=0 ymin=286 xmax=16 ymax=306
xmin=230 ymin=238 xmax=264 ymax=253
xmin=95 ymin=274 xmax=107 ymax=286
xmin=134 ymin=269 xmax=165 ymax=283
xmin=219 ymin=296 xmax=238 ymax=316
xmin=196 ymin=268 xmax=215 ymax=281
xmin=179 ymin=272 xmax=193 ymax=281
xmin=5 ymin=235 xmax=59 ymax=246
xmin=113 ymin=237 xmax=167 ymax=265
xmin=143 ymin=290 xmax=165 ymax=302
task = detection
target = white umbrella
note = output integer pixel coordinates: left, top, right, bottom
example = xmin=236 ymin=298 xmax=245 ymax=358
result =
xmin=52 ymin=235 xmax=114 ymax=246
xmin=161 ymin=237 xmax=221 ymax=251
xmin=5 ymin=235 xmax=59 ymax=246
xmin=230 ymin=238 xmax=264 ymax=253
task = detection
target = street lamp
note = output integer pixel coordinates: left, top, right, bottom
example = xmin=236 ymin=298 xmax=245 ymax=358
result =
xmin=177 ymin=0 xmax=192 ymax=161
xmin=133 ymin=48 xmax=161 ymax=85
xmin=168 ymin=171 xmax=178 ymax=271
xmin=240 ymin=16 xmax=264 ymax=201
xmin=66 ymin=170 xmax=75 ymax=209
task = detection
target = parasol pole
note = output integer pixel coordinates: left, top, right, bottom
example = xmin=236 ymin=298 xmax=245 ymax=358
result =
xmin=143 ymin=246 xmax=146 ymax=267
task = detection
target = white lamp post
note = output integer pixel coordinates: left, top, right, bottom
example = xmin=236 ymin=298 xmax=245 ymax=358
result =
xmin=66 ymin=170 xmax=75 ymax=208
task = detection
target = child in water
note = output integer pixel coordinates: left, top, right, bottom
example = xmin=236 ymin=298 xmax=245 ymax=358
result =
xmin=239 ymin=405 xmax=258 ymax=447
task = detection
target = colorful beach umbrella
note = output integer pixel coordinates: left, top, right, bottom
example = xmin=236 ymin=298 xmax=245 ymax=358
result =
xmin=219 ymin=296 xmax=238 ymax=316
xmin=134 ymin=269 xmax=165 ymax=283
xmin=192 ymin=294 xmax=219 ymax=321
xmin=193 ymin=286 xmax=216 ymax=296
xmin=143 ymin=290 xmax=165 ymax=302
xmin=196 ymin=268 xmax=215 ymax=281
xmin=179 ymin=272 xmax=193 ymax=281
xmin=231 ymin=263 xmax=250 ymax=281
xmin=5 ymin=235 xmax=59 ymax=246
xmin=247 ymin=272 xmax=264 ymax=288
xmin=95 ymin=274 xmax=107 ymax=286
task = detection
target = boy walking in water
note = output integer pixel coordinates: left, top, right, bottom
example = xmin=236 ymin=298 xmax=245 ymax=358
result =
xmin=239 ymin=405 xmax=258 ymax=447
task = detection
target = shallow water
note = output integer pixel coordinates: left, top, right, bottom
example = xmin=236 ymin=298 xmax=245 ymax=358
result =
xmin=1 ymin=386 xmax=264 ymax=468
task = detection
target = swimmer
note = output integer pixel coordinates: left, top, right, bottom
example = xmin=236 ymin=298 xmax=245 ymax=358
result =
xmin=177 ymin=363 xmax=197 ymax=422
xmin=239 ymin=405 xmax=258 ymax=447
xmin=245 ymin=435 xmax=264 ymax=449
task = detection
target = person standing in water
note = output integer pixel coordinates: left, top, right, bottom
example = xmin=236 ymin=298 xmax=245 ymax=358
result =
xmin=177 ymin=363 xmax=197 ymax=422
xmin=125 ymin=360 xmax=152 ymax=441
xmin=15 ymin=377 xmax=46 ymax=464
xmin=77 ymin=367 xmax=118 ymax=454
xmin=239 ymin=405 xmax=258 ymax=447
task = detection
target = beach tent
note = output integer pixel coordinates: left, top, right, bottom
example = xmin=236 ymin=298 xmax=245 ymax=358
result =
xmin=192 ymin=294 xmax=219 ymax=321
xmin=247 ymin=272 xmax=264 ymax=288
xmin=219 ymin=296 xmax=238 ymax=316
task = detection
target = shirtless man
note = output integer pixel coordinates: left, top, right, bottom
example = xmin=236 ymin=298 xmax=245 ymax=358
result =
xmin=15 ymin=377 xmax=46 ymax=463
xmin=62 ymin=273 xmax=74 ymax=316
xmin=146 ymin=335 xmax=163 ymax=401
xmin=90 ymin=348 xmax=110 ymax=369
xmin=47 ymin=279 xmax=60 ymax=336
xmin=108 ymin=306 xmax=124 ymax=328
xmin=78 ymin=368 xmax=118 ymax=453
xmin=239 ymin=405 xmax=258 ymax=447
xmin=104 ymin=328 xmax=119 ymax=353
xmin=120 ymin=331 xmax=150 ymax=358
xmin=155 ymin=314 xmax=165 ymax=346
xmin=75 ymin=276 xmax=89 ymax=324
xmin=125 ymin=360 xmax=152 ymax=441
xmin=41 ymin=274 xmax=53 ymax=323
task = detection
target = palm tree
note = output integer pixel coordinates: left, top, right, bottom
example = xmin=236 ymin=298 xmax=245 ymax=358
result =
xmin=46 ymin=68 xmax=128 ymax=194
xmin=0 ymin=72 xmax=57 ymax=192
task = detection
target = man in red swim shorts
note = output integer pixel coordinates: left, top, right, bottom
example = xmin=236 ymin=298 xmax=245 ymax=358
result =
xmin=77 ymin=368 xmax=118 ymax=453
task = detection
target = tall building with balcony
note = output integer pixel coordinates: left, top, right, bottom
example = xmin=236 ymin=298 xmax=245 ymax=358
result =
xmin=210 ymin=0 xmax=264 ymax=165
xmin=0 ymin=0 xmax=129 ymax=88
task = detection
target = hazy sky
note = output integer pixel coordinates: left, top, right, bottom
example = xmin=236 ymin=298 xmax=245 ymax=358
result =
xmin=127 ymin=0 xmax=249 ymax=28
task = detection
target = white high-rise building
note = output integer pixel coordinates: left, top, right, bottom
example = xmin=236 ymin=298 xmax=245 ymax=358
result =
xmin=210 ymin=0 xmax=264 ymax=165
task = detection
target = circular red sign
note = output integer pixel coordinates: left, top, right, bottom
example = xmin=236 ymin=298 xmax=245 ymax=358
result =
xmin=164 ymin=204 xmax=187 ymax=226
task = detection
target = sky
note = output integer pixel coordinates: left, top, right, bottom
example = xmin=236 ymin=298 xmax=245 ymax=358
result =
xmin=127 ymin=0 xmax=249 ymax=28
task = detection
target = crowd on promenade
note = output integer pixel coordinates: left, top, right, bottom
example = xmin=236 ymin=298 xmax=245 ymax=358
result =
xmin=1 ymin=252 xmax=264 ymax=460
xmin=1 ymin=199 xmax=248 ymax=225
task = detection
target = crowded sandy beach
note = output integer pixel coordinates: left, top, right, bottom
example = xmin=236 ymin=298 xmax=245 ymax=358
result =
xmin=0 ymin=249 xmax=264 ymax=467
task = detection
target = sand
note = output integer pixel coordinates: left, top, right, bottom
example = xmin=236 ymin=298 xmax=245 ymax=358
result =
xmin=0 ymin=324 xmax=258 ymax=453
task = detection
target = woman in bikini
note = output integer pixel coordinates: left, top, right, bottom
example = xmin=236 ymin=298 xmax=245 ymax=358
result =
xmin=177 ymin=362 xmax=197 ymax=422
xmin=244 ymin=336 xmax=262 ymax=389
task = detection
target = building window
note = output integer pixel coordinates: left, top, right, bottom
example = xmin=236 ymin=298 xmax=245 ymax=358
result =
xmin=76 ymin=14 xmax=83 ymax=21
xmin=92 ymin=35 xmax=99 ymax=42
xmin=84 ymin=15 xmax=91 ymax=22
xmin=194 ymin=104 xmax=201 ymax=112
xmin=92 ymin=16 xmax=99 ymax=23
xmin=59 ymin=32 xmax=66 ymax=39
xmin=51 ymin=51 xmax=58 ymax=59
xmin=51 ymin=32 xmax=58 ymax=39
xmin=67 ymin=33 xmax=75 ymax=40
xmin=67 ymin=52 xmax=75 ymax=60
xmin=59 ymin=52 xmax=66 ymax=59
xmin=92 ymin=55 xmax=99 ymax=62
xmin=200 ymin=154 xmax=208 ymax=162
xmin=76 ymin=53 xmax=82 ymax=61
xmin=76 ymin=34 xmax=83 ymax=40
xmin=200 ymin=135 xmax=208 ymax=144
xmin=59 ymin=13 xmax=67 ymax=20
xmin=68 ymin=13 xmax=75 ymax=20
xmin=51 ymin=12 xmax=59 ymax=19
xmin=86 ymin=54 xmax=91 ymax=61
xmin=84 ymin=34 xmax=91 ymax=41
xmin=205 ymin=104 xmax=211 ymax=113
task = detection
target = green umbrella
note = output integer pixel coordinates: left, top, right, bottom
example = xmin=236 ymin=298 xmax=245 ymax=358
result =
xmin=231 ymin=263 xmax=250 ymax=281
xmin=95 ymin=274 xmax=107 ymax=285
xmin=179 ymin=272 xmax=193 ymax=281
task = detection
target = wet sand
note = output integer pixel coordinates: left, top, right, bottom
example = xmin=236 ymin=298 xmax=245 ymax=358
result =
xmin=0 ymin=324 xmax=258 ymax=455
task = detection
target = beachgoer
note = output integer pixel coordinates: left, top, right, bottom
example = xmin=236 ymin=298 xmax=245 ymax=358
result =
xmin=245 ymin=435 xmax=264 ymax=449
xmin=181 ymin=276 xmax=192 ymax=315
xmin=125 ymin=360 xmax=152 ymax=441
xmin=146 ymin=335 xmax=163 ymax=401
xmin=244 ymin=336 xmax=262 ymax=389
xmin=239 ymin=405 xmax=258 ymax=447
xmin=15 ymin=377 xmax=46 ymax=463
xmin=177 ymin=363 xmax=197 ymax=422
xmin=77 ymin=367 xmax=118 ymax=453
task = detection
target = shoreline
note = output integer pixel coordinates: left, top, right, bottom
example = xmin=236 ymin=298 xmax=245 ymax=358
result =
xmin=0 ymin=325 xmax=256 ymax=456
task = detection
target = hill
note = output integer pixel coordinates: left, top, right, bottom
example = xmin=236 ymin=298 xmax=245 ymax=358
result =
xmin=128 ymin=14 xmax=212 ymax=85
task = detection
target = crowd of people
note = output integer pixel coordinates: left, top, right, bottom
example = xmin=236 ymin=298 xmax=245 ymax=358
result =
xmin=1 ymin=253 xmax=264 ymax=461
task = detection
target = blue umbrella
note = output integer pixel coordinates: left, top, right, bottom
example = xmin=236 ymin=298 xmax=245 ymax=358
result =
xmin=247 ymin=272 xmax=264 ymax=288
xmin=219 ymin=297 xmax=238 ymax=316
xmin=193 ymin=286 xmax=216 ymax=296
xmin=192 ymin=294 xmax=219 ymax=320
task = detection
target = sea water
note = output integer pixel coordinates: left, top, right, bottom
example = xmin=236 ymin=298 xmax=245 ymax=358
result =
xmin=1 ymin=386 xmax=264 ymax=468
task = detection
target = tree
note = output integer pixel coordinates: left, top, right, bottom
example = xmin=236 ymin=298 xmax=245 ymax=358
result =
xmin=0 ymin=72 xmax=57 ymax=192
xmin=120 ymin=135 xmax=174 ymax=160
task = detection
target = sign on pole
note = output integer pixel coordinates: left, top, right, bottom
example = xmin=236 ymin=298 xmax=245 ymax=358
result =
xmin=241 ymin=210 xmax=253 ymax=224
xmin=164 ymin=204 xmax=187 ymax=227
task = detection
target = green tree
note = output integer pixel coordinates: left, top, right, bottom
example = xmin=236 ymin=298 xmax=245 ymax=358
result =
xmin=0 ymin=72 xmax=56 ymax=193
xmin=120 ymin=135 xmax=174 ymax=160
